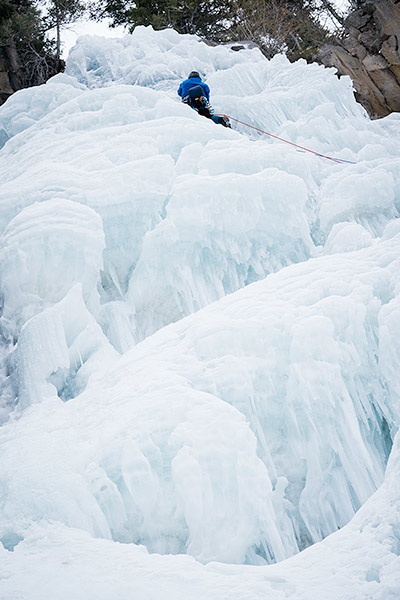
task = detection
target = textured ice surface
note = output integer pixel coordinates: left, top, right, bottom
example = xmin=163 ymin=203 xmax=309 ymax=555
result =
xmin=0 ymin=25 xmax=400 ymax=599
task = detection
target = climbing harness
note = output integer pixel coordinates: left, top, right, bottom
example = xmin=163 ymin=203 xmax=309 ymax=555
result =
xmin=214 ymin=114 xmax=356 ymax=164
xmin=184 ymin=89 xmax=231 ymax=127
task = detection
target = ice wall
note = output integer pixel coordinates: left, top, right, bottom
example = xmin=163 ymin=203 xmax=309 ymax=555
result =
xmin=1 ymin=223 xmax=399 ymax=566
xmin=0 ymin=25 xmax=400 ymax=598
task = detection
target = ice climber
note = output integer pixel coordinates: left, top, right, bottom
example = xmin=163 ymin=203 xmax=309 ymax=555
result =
xmin=178 ymin=71 xmax=231 ymax=128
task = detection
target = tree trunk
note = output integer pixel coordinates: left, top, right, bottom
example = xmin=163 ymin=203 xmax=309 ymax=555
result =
xmin=3 ymin=42 xmax=23 ymax=91
xmin=56 ymin=19 xmax=61 ymax=61
xmin=320 ymin=0 xmax=345 ymax=26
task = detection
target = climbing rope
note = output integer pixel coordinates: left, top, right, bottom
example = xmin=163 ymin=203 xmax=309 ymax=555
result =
xmin=215 ymin=114 xmax=356 ymax=165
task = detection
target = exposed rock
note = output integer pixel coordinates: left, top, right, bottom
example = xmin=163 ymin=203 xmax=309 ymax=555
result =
xmin=318 ymin=0 xmax=400 ymax=118
xmin=382 ymin=35 xmax=400 ymax=78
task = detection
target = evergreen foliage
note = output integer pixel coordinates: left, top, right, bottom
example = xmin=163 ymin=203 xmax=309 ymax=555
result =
xmin=44 ymin=0 xmax=87 ymax=59
xmin=94 ymin=0 xmax=234 ymax=38
xmin=0 ymin=0 xmax=59 ymax=91
xmin=0 ymin=0 xmax=42 ymax=47
xmin=0 ymin=0 xmax=87 ymax=97
xmin=231 ymin=0 xmax=332 ymax=60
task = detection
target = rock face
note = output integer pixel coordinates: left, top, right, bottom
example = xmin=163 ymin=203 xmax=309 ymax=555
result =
xmin=319 ymin=0 xmax=400 ymax=118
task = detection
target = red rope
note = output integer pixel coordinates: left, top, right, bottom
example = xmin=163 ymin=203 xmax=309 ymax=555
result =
xmin=215 ymin=114 xmax=355 ymax=165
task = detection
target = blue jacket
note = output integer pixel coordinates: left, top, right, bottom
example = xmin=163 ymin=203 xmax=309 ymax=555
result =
xmin=178 ymin=77 xmax=210 ymax=102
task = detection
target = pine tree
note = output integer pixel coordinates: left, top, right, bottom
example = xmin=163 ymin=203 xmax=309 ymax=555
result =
xmin=231 ymin=0 xmax=332 ymax=61
xmin=1 ymin=0 xmax=45 ymax=90
xmin=44 ymin=0 xmax=87 ymax=60
xmin=0 ymin=0 xmax=66 ymax=97
xmin=94 ymin=0 xmax=234 ymax=39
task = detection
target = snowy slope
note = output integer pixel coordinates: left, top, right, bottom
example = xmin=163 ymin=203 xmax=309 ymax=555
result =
xmin=0 ymin=26 xmax=400 ymax=599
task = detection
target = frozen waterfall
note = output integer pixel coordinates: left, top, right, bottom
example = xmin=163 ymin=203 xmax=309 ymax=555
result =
xmin=0 ymin=25 xmax=399 ymax=600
